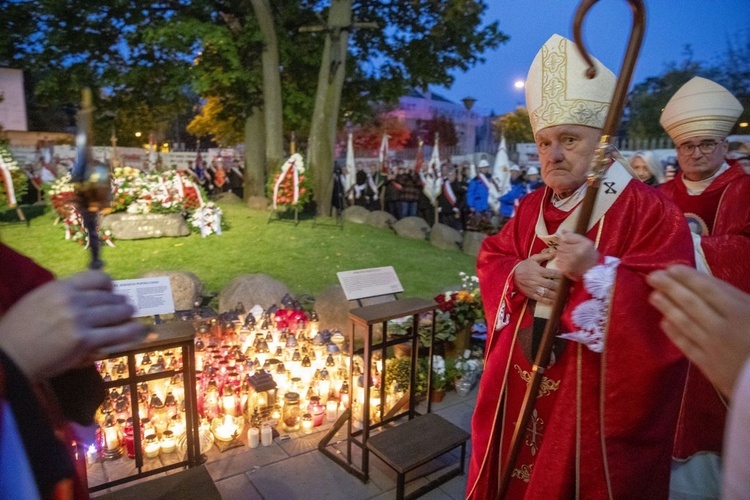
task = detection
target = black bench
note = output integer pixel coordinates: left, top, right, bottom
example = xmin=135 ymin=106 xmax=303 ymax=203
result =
xmin=366 ymin=413 xmax=471 ymax=499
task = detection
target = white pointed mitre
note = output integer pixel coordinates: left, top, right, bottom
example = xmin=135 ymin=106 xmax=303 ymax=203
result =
xmin=525 ymin=34 xmax=616 ymax=135
xmin=660 ymin=77 xmax=743 ymax=143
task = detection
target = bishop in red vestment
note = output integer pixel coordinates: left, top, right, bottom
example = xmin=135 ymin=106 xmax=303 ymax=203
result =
xmin=467 ymin=34 xmax=695 ymax=499
xmin=658 ymin=77 xmax=750 ymax=496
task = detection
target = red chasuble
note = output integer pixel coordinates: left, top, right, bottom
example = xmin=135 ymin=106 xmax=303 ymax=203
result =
xmin=658 ymin=161 xmax=750 ymax=460
xmin=467 ymin=180 xmax=694 ymax=499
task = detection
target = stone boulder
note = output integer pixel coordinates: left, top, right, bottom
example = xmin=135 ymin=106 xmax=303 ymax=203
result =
xmin=314 ymin=284 xmax=369 ymax=342
xmin=343 ymin=205 xmax=370 ymax=224
xmin=102 ymin=213 xmax=190 ymax=240
xmin=313 ymin=284 xmax=353 ymax=334
xmin=219 ymin=274 xmax=291 ymax=312
xmin=463 ymin=231 xmax=487 ymax=257
xmin=392 ymin=216 xmax=430 ymax=240
xmin=429 ymin=223 xmax=463 ymax=251
xmin=246 ymin=196 xmax=270 ymax=211
xmin=365 ymin=210 xmax=396 ymax=230
xmin=141 ymin=271 xmax=204 ymax=311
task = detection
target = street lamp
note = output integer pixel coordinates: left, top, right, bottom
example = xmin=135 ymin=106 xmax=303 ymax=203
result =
xmin=461 ymin=97 xmax=478 ymax=155
xmin=461 ymin=96 xmax=477 ymax=111
xmin=135 ymin=131 xmax=142 ymax=138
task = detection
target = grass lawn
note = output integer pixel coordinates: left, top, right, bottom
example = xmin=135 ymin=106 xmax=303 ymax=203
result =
xmin=1 ymin=202 xmax=478 ymax=302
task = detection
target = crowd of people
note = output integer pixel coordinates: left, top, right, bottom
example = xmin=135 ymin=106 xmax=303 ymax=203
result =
xmin=334 ymin=156 xmax=548 ymax=234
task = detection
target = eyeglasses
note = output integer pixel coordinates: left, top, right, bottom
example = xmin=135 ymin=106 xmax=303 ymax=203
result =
xmin=677 ymin=140 xmax=721 ymax=156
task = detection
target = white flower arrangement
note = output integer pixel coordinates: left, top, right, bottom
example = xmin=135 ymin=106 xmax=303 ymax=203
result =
xmin=190 ymin=202 xmax=223 ymax=237
xmin=455 ymin=357 xmax=482 ymax=377
xmin=47 ymin=173 xmax=74 ymax=197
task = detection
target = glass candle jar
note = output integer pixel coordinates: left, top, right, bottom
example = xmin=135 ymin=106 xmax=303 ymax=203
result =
xmin=301 ymin=413 xmax=314 ymax=434
xmin=260 ymin=425 xmax=273 ymax=447
xmin=123 ymin=418 xmax=136 ymax=459
xmin=144 ymin=434 xmax=160 ymax=458
xmin=169 ymin=413 xmax=186 ymax=438
xmin=282 ymin=392 xmax=301 ymax=431
xmin=307 ymin=396 xmax=325 ymax=427
xmin=160 ymin=430 xmax=176 ymax=454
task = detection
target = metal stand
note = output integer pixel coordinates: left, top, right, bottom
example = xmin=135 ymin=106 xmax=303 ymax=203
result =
xmin=318 ymin=297 xmax=438 ymax=482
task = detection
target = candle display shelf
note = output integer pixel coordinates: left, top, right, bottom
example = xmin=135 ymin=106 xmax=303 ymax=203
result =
xmin=87 ymin=322 xmax=202 ymax=493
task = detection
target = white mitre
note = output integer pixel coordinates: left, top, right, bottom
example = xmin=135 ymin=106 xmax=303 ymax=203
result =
xmin=660 ymin=77 xmax=743 ymax=144
xmin=525 ymin=34 xmax=616 ymax=135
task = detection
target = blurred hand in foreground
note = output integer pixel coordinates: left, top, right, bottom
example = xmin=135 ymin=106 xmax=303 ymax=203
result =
xmin=647 ymin=265 xmax=750 ymax=397
xmin=0 ymin=270 xmax=147 ymax=380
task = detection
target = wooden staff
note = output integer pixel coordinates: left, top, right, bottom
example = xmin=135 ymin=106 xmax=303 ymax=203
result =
xmin=497 ymin=1 xmax=645 ymax=497
xmin=71 ymin=88 xmax=112 ymax=269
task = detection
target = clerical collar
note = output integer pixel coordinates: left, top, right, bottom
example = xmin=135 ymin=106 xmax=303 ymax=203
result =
xmin=682 ymin=162 xmax=729 ymax=195
xmin=551 ymin=182 xmax=587 ymax=211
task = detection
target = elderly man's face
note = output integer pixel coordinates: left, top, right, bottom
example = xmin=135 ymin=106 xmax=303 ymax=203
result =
xmin=676 ymin=135 xmax=727 ymax=182
xmin=536 ymin=125 xmax=600 ymax=199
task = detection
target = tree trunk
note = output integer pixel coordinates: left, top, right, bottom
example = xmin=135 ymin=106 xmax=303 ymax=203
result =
xmin=244 ymin=107 xmax=266 ymax=198
xmin=250 ymin=0 xmax=284 ymax=170
xmin=307 ymin=0 xmax=352 ymax=217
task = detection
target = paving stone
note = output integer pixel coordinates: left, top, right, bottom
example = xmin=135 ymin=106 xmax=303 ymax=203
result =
xmin=215 ymin=473 xmax=264 ymax=499
xmin=248 ymin=449 xmax=383 ymax=500
xmin=205 ymin=442 xmax=289 ymax=481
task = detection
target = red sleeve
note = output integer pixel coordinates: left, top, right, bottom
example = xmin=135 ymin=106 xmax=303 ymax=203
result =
xmin=0 ymin=244 xmax=55 ymax=314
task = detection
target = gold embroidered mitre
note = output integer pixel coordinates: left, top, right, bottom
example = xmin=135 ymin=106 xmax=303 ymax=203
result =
xmin=525 ymin=34 xmax=616 ymax=135
xmin=660 ymin=77 xmax=743 ymax=144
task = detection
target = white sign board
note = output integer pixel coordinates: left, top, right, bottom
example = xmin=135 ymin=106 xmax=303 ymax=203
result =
xmin=113 ymin=277 xmax=175 ymax=317
xmin=337 ymin=266 xmax=404 ymax=301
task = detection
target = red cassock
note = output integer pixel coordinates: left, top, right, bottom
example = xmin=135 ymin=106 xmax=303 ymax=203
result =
xmin=658 ymin=161 xmax=750 ymax=460
xmin=467 ymin=179 xmax=694 ymax=499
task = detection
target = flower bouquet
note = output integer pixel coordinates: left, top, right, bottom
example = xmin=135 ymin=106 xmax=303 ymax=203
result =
xmin=434 ymin=272 xmax=484 ymax=331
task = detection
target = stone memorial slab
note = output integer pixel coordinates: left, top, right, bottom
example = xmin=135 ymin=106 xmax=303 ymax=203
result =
xmin=102 ymin=213 xmax=190 ymax=240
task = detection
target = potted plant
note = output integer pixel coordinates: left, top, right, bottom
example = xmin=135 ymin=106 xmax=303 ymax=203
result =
xmin=434 ymin=272 xmax=485 ymax=356
xmin=385 ymin=356 xmax=412 ymax=395
xmin=423 ymin=355 xmax=457 ymax=402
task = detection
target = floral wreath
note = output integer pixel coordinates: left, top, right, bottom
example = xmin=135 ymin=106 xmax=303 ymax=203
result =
xmin=270 ymin=154 xmax=311 ymax=210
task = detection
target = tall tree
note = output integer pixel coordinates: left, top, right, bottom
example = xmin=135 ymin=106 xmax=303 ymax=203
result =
xmin=625 ymin=58 xmax=701 ymax=140
xmin=307 ymin=0 xmax=507 ymax=215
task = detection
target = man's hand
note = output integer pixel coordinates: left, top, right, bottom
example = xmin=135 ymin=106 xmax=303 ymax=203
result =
xmin=555 ymin=232 xmax=600 ymax=281
xmin=514 ymin=252 xmax=563 ymax=305
xmin=0 ymin=270 xmax=148 ymax=380
xmin=647 ymin=265 xmax=750 ymax=398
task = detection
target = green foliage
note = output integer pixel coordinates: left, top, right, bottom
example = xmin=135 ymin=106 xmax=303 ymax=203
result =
xmin=493 ymin=107 xmax=534 ymax=145
xmin=385 ymin=356 xmax=412 ymax=394
xmin=626 ymin=60 xmax=702 ymax=140
xmin=626 ymin=35 xmax=750 ymax=140
xmin=2 ymin=202 xmax=476 ymax=300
